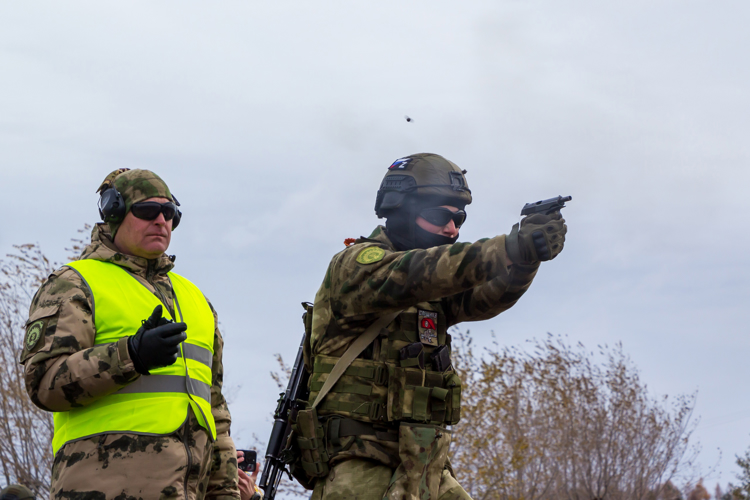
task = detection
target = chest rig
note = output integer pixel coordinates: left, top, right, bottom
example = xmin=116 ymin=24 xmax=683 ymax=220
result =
xmin=307 ymin=302 xmax=462 ymax=427
xmin=288 ymin=302 xmax=463 ymax=484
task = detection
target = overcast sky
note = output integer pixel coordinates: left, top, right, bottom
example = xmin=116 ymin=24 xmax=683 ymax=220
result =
xmin=2 ymin=0 xmax=749 ymax=489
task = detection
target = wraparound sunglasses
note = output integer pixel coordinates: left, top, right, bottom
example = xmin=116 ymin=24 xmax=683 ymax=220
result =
xmin=419 ymin=207 xmax=466 ymax=228
xmin=130 ymin=201 xmax=178 ymax=221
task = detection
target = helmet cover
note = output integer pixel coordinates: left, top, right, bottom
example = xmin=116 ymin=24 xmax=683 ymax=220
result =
xmin=375 ymin=153 xmax=472 ymax=218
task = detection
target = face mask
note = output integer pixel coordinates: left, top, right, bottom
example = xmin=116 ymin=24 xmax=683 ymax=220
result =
xmin=385 ymin=197 xmax=465 ymax=251
xmin=385 ymin=213 xmax=413 ymax=251
xmin=386 ymin=208 xmax=460 ymax=251
xmin=414 ymin=225 xmax=458 ymax=249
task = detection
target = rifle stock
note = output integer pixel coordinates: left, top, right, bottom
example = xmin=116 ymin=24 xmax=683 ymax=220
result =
xmin=259 ymin=335 xmax=309 ymax=500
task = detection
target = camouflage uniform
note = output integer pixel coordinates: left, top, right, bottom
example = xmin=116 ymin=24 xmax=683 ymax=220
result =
xmin=309 ymin=226 xmax=539 ymax=500
xmin=20 ymin=223 xmax=240 ymax=500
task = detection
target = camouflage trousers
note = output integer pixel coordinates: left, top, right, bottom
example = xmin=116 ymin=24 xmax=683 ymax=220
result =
xmin=50 ymin=410 xmax=214 ymax=500
xmin=310 ymin=459 xmax=471 ymax=500
xmin=312 ymin=423 xmax=471 ymax=500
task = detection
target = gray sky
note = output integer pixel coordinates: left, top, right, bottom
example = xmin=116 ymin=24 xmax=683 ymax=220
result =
xmin=2 ymin=0 xmax=749 ymax=488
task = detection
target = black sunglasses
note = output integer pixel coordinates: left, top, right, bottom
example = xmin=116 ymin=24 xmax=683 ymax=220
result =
xmin=130 ymin=201 xmax=178 ymax=222
xmin=419 ymin=207 xmax=466 ymax=228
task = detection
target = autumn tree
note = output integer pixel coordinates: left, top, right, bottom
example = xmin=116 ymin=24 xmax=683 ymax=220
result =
xmin=0 ymin=227 xmax=89 ymax=496
xmin=0 ymin=243 xmax=56 ymax=496
xmin=450 ymin=332 xmax=699 ymax=500
xmin=724 ymin=443 xmax=750 ymax=500
xmin=686 ymin=479 xmax=710 ymax=500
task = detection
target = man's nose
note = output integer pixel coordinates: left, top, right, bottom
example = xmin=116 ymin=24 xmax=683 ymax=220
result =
xmin=153 ymin=212 xmax=167 ymax=225
xmin=443 ymin=220 xmax=458 ymax=237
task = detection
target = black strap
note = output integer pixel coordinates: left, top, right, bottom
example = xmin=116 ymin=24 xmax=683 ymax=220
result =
xmin=336 ymin=418 xmax=398 ymax=442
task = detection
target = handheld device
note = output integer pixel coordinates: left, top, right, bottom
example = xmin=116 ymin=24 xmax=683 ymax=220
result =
xmin=238 ymin=449 xmax=257 ymax=473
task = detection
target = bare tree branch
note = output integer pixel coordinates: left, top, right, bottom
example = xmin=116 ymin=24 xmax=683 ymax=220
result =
xmin=450 ymin=331 xmax=700 ymax=500
xmin=0 ymin=243 xmax=58 ymax=496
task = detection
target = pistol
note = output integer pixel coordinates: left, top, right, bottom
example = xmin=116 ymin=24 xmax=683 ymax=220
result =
xmin=520 ymin=195 xmax=572 ymax=216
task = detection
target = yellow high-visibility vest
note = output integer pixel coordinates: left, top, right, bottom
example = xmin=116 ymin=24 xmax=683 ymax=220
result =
xmin=52 ymin=259 xmax=216 ymax=455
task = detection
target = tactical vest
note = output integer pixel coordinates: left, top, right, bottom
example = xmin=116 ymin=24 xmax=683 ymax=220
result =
xmin=308 ymin=302 xmax=461 ymax=427
xmin=51 ymin=259 xmax=216 ymax=455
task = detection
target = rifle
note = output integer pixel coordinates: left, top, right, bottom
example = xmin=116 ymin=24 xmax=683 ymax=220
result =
xmin=258 ymin=334 xmax=310 ymax=500
xmin=520 ymin=195 xmax=572 ymax=216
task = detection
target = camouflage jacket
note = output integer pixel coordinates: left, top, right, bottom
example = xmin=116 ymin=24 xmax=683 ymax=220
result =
xmin=311 ymin=226 xmax=539 ymax=357
xmin=306 ymin=226 xmax=539 ymax=470
xmin=21 ymin=224 xmax=239 ymax=499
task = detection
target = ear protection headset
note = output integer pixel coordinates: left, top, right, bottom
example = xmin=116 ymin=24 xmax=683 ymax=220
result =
xmin=98 ymin=186 xmax=182 ymax=229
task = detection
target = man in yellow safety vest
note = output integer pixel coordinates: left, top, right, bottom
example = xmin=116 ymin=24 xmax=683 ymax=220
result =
xmin=20 ymin=169 xmax=240 ymax=499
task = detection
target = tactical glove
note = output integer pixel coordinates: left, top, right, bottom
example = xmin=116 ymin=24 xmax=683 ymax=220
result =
xmin=505 ymin=211 xmax=567 ymax=265
xmin=127 ymin=305 xmax=187 ymax=375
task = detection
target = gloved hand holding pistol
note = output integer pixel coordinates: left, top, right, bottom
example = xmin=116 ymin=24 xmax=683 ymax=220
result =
xmin=506 ymin=212 xmax=567 ymax=264
xmin=505 ymin=195 xmax=571 ymax=265
xmin=127 ymin=305 xmax=187 ymax=375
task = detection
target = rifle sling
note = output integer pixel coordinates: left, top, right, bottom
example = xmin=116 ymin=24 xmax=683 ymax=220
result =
xmin=311 ymin=310 xmax=401 ymax=409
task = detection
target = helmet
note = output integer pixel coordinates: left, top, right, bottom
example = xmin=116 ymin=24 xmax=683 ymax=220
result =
xmin=375 ymin=153 xmax=472 ymax=251
xmin=374 ymin=153 xmax=472 ymax=218
xmin=0 ymin=484 xmax=34 ymax=500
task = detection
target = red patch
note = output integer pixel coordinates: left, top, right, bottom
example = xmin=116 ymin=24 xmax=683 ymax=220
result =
xmin=417 ymin=310 xmax=438 ymax=346
xmin=421 ymin=318 xmax=436 ymax=330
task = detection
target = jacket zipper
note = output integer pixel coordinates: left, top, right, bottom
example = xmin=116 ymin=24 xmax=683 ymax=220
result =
xmin=146 ymin=260 xmax=174 ymax=319
xmin=182 ymin=420 xmax=192 ymax=499
xmin=150 ymin=261 xmax=191 ymax=496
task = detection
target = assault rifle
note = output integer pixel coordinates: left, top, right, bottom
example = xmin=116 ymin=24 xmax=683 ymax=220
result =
xmin=521 ymin=195 xmax=572 ymax=216
xmin=259 ymin=334 xmax=310 ymax=500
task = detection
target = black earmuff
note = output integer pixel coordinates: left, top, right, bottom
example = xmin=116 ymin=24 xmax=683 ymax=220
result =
xmin=98 ymin=187 xmax=183 ymax=229
xmin=171 ymin=195 xmax=182 ymax=229
xmin=98 ymin=187 xmax=126 ymax=223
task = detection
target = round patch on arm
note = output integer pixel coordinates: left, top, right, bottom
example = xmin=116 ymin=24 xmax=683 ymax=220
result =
xmin=25 ymin=320 xmax=45 ymax=351
xmin=356 ymin=246 xmax=385 ymax=265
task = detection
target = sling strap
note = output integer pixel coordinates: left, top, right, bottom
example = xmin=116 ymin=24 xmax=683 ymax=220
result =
xmin=312 ymin=310 xmax=401 ymax=409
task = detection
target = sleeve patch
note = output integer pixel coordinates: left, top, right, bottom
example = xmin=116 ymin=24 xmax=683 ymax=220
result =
xmin=22 ymin=304 xmax=60 ymax=360
xmin=25 ymin=320 xmax=46 ymax=351
xmin=356 ymin=246 xmax=385 ymax=265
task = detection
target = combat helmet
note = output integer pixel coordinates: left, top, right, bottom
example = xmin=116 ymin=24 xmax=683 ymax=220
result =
xmin=375 ymin=153 xmax=472 ymax=218
xmin=375 ymin=153 xmax=472 ymax=250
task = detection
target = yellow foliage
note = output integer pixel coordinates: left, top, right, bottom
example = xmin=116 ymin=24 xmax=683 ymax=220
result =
xmin=449 ymin=331 xmax=698 ymax=500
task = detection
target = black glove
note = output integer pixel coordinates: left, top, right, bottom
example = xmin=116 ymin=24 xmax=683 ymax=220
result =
xmin=505 ymin=211 xmax=567 ymax=265
xmin=127 ymin=305 xmax=187 ymax=375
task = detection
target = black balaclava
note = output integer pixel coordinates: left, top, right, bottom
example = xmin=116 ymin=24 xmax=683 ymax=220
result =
xmin=385 ymin=196 xmax=465 ymax=251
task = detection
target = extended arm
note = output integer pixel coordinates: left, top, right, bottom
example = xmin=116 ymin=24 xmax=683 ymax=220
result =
xmin=442 ymin=262 xmax=539 ymax=325
xmin=328 ymin=231 xmax=513 ymax=316
xmin=442 ymin=211 xmax=568 ymax=324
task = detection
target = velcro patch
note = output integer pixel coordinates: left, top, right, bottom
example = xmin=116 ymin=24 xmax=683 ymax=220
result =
xmin=356 ymin=246 xmax=385 ymax=265
xmin=25 ymin=320 xmax=45 ymax=351
xmin=389 ymin=157 xmax=411 ymax=170
xmin=418 ymin=310 xmax=438 ymax=346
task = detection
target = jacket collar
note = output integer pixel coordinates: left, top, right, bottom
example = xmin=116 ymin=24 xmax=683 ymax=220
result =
xmin=355 ymin=225 xmax=396 ymax=251
xmin=77 ymin=223 xmax=175 ymax=278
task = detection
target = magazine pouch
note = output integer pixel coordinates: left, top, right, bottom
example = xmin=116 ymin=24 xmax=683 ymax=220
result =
xmin=293 ymin=406 xmax=330 ymax=478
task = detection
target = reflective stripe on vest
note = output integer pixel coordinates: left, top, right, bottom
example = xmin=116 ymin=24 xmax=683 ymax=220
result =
xmin=52 ymin=259 xmax=216 ymax=455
